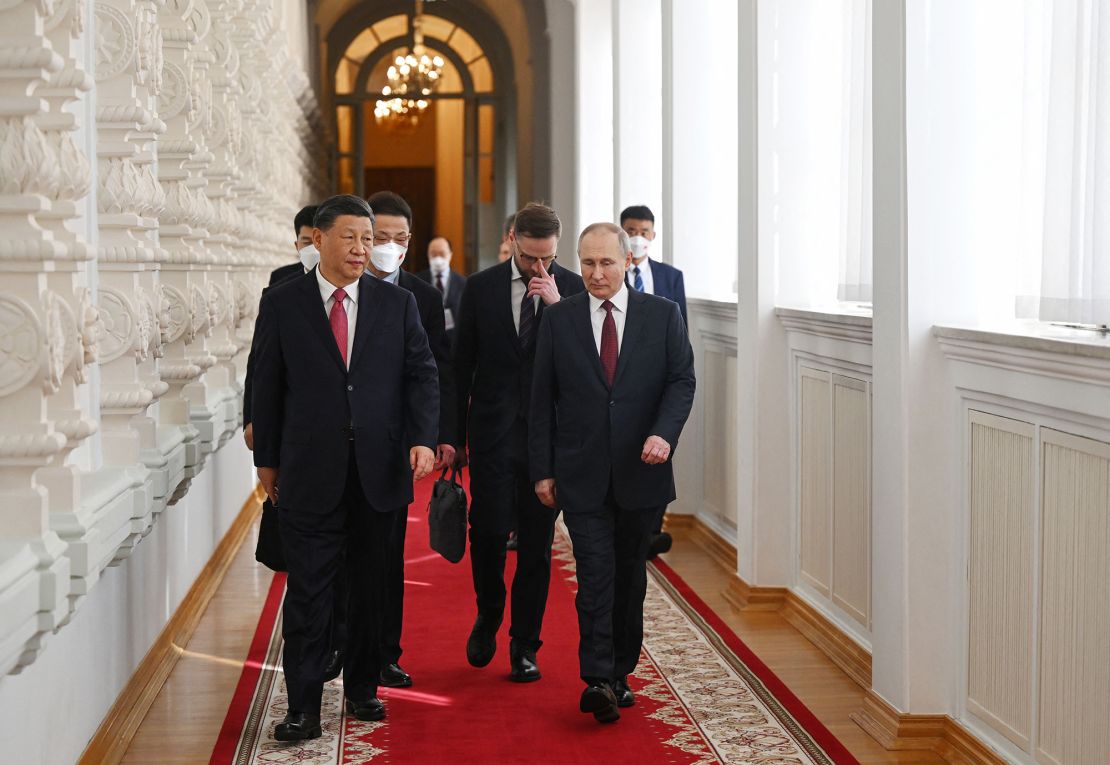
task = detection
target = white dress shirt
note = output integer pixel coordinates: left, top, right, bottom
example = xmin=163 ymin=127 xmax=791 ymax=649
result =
xmin=510 ymin=257 xmax=539 ymax=332
xmin=630 ymin=257 xmax=655 ymax=295
xmin=317 ymin=268 xmax=359 ymax=367
xmin=588 ymin=283 xmax=629 ymax=354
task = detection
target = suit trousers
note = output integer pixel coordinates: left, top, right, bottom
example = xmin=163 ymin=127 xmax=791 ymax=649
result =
xmin=562 ymin=487 xmax=659 ymax=683
xmin=327 ymin=502 xmax=407 ymax=666
xmin=278 ymin=448 xmax=395 ymax=714
xmin=468 ymin=421 xmax=558 ymax=651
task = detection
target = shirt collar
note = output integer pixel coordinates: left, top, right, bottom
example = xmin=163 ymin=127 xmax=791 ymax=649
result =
xmin=631 ymin=257 xmax=652 ymax=274
xmin=509 ymin=256 xmax=523 ymax=281
xmin=317 ymin=267 xmax=360 ymax=304
xmin=378 ymin=269 xmax=400 ymax=285
xmin=589 ymin=282 xmax=629 ymax=313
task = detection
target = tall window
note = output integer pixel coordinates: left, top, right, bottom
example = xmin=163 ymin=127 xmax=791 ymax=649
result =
xmin=1017 ymin=0 xmax=1110 ymax=326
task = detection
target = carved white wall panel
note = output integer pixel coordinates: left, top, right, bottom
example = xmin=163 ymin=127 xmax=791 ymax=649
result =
xmin=702 ymin=345 xmax=738 ymax=535
xmin=799 ymin=367 xmax=831 ymax=596
xmin=1036 ymin=429 xmax=1110 ymax=765
xmin=965 ymin=411 xmax=1035 ymax=750
xmin=831 ymin=375 xmax=870 ymax=628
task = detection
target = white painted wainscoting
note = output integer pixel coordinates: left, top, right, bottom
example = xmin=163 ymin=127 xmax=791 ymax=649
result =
xmin=779 ymin=308 xmax=874 ymax=650
xmin=671 ymin=298 xmax=740 ymax=543
xmin=936 ymin=325 xmax=1110 ymax=765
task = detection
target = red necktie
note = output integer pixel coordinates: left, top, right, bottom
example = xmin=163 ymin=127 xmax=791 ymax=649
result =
xmin=600 ymin=299 xmax=617 ymax=386
xmin=329 ymin=288 xmax=348 ymax=366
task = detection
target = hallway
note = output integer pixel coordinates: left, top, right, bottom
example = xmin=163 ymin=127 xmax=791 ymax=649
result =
xmin=117 ymin=487 xmax=942 ymax=765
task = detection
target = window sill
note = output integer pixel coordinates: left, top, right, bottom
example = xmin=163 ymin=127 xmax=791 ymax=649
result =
xmin=776 ymin=305 xmax=873 ymax=343
xmin=933 ymin=322 xmax=1110 ymax=386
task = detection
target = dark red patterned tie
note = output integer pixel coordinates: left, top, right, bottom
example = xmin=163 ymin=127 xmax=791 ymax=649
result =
xmin=600 ymin=299 xmax=617 ymax=386
xmin=435 ymin=271 xmax=444 ymax=294
xmin=329 ymin=288 xmax=348 ymax=366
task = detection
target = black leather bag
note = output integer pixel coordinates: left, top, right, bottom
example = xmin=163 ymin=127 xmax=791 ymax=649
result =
xmin=255 ymin=498 xmax=287 ymax=572
xmin=428 ymin=466 xmax=468 ymax=563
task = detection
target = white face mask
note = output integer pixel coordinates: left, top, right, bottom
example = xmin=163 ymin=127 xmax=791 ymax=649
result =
xmin=628 ymin=235 xmax=651 ymax=262
xmin=371 ymin=242 xmax=407 ymax=273
xmin=428 ymin=256 xmax=450 ymax=274
xmin=298 ymin=243 xmax=320 ymax=271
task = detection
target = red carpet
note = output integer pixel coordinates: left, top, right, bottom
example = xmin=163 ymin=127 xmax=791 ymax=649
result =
xmin=212 ymin=474 xmax=859 ymax=764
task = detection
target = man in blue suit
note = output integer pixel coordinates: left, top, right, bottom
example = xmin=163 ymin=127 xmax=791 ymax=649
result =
xmin=251 ymin=195 xmax=439 ymax=740
xmin=619 ymin=205 xmax=688 ymax=557
xmin=619 ymin=205 xmax=687 ymax=327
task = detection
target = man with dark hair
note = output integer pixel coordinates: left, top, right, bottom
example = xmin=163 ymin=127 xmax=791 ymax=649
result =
xmin=244 ymin=204 xmax=318 ymax=451
xmin=619 ymin=205 xmax=687 ymax=326
xmin=530 ymin=222 xmax=695 ymax=723
xmin=251 ymin=193 xmax=439 ymax=739
xmin=454 ymin=202 xmax=586 ymax=683
xmin=619 ymin=204 xmax=688 ymax=558
xmin=319 ymin=189 xmax=457 ymax=690
xmin=416 ymin=236 xmax=467 ymax=348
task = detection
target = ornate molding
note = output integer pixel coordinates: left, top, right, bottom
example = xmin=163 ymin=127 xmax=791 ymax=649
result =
xmin=0 ymin=295 xmax=45 ymax=397
xmin=94 ymin=3 xmax=137 ymax=82
xmin=96 ymin=288 xmax=137 ymax=364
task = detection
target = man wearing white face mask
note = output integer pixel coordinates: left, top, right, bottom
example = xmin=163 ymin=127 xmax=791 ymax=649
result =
xmin=619 ymin=205 xmax=687 ymax=328
xmin=244 ymin=205 xmax=319 ymax=454
xmin=619 ymin=205 xmax=688 ymax=559
xmin=416 ymin=236 xmax=467 ymax=349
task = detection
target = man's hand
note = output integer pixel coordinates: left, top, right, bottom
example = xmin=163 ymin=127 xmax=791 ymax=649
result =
xmin=528 ymin=261 xmax=561 ymax=305
xmin=535 ymin=478 xmax=557 ymax=508
xmin=433 ymin=443 xmax=456 ymax=471
xmin=257 ymin=466 xmax=279 ymax=504
xmin=411 ymin=446 xmax=435 ymax=480
xmin=243 ymin=422 xmax=254 ymax=451
xmin=641 ymin=435 xmax=672 ymax=465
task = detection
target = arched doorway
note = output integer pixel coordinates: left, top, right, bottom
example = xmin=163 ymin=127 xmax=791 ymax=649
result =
xmin=328 ymin=5 xmax=514 ymax=274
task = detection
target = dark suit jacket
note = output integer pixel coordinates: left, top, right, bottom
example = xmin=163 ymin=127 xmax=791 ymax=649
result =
xmin=416 ymin=268 xmax=467 ymax=323
xmin=454 ymin=259 xmax=585 ymax=453
xmin=529 ymin=289 xmax=695 ymax=511
xmin=397 ymin=269 xmax=457 ymax=445
xmin=251 ymin=269 xmax=439 ymax=513
xmin=627 ymin=258 xmax=688 ymax=327
xmin=243 ymin=263 xmax=304 ymax=426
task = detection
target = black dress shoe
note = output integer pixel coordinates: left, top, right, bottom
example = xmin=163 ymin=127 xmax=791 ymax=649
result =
xmin=646 ymin=532 xmax=673 ymax=560
xmin=612 ymin=677 xmax=635 ymax=707
xmin=509 ymin=642 xmax=541 ymax=683
xmin=274 ymin=711 xmax=322 ymax=741
xmin=466 ymin=613 xmax=501 ymax=668
xmin=379 ymin=662 xmax=413 ymax=688
xmin=345 ymin=697 xmax=386 ymax=721
xmin=322 ymin=649 xmax=344 ymax=682
xmin=579 ymin=683 xmax=620 ymax=723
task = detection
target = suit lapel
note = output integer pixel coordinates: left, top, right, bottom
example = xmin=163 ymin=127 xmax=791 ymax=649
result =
xmin=294 ymin=269 xmax=347 ymax=373
xmin=612 ymin=289 xmax=647 ymax=390
xmin=348 ymin=273 xmax=382 ymax=371
xmin=572 ymin=294 xmax=609 ymax=388
xmin=499 ymin=260 xmax=522 ymax=357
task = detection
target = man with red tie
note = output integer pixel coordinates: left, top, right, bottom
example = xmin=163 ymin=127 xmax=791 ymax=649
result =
xmin=530 ymin=222 xmax=695 ymax=723
xmin=251 ymin=194 xmax=439 ymax=740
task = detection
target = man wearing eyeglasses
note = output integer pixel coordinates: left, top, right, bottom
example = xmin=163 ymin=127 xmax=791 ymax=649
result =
xmin=454 ymin=202 xmax=585 ymax=683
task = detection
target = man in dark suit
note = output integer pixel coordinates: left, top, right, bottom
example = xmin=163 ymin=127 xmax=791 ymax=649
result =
xmin=530 ymin=222 xmax=695 ymax=723
xmin=620 ymin=204 xmax=689 ymax=557
xmin=243 ymin=204 xmax=318 ymax=451
xmin=454 ymin=202 xmax=585 ymax=682
xmin=322 ymin=189 xmax=453 ymax=689
xmin=251 ymin=195 xmax=439 ymax=740
xmin=416 ymin=236 xmax=467 ymax=349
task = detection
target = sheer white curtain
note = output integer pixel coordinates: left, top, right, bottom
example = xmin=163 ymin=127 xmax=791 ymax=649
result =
xmin=1017 ymin=0 xmax=1110 ymax=325
xmin=837 ymin=0 xmax=873 ymax=304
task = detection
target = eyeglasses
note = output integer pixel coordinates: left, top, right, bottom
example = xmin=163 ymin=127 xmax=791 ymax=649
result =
xmin=373 ymin=232 xmax=412 ymax=246
xmin=515 ymin=250 xmax=557 ymax=267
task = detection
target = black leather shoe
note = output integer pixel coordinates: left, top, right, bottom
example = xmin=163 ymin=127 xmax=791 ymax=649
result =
xmin=379 ymin=662 xmax=413 ymax=688
xmin=579 ymin=683 xmax=620 ymax=723
xmin=345 ymin=697 xmax=386 ymax=721
xmin=466 ymin=613 xmax=501 ymax=668
xmin=274 ymin=711 xmax=322 ymax=741
xmin=612 ymin=677 xmax=635 ymax=707
xmin=322 ymin=649 xmax=344 ymax=682
xmin=646 ymin=532 xmax=673 ymax=560
xmin=509 ymin=642 xmax=541 ymax=683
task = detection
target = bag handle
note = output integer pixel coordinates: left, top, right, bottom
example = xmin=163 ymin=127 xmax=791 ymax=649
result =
xmin=439 ymin=464 xmax=462 ymax=485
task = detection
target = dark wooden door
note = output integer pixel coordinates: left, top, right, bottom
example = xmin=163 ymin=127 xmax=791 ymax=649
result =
xmin=363 ymin=167 xmax=436 ymax=273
